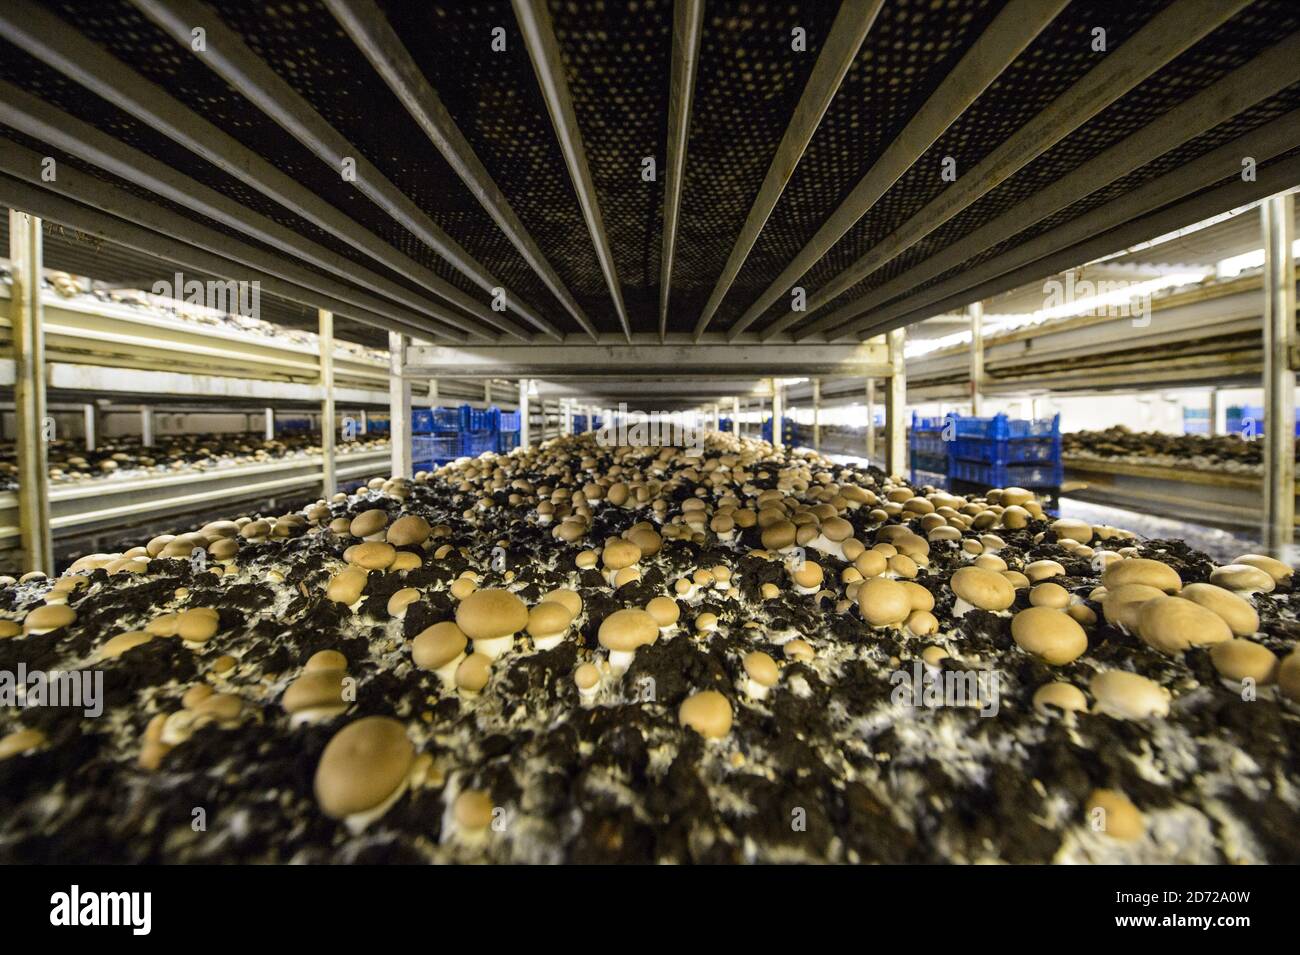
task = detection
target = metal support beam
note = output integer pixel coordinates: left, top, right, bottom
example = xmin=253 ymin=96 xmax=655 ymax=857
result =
xmin=783 ymin=0 xmax=1249 ymax=340
xmin=0 ymin=1 xmax=519 ymax=340
xmin=519 ymin=380 xmax=532 ymax=450
xmin=1262 ymin=192 xmax=1296 ymax=558
xmin=692 ymin=0 xmax=881 ymax=339
xmin=969 ymin=301 xmax=984 ymax=416
xmin=319 ymin=309 xmax=336 ymax=497
xmin=514 ymin=0 xmax=632 ymax=340
xmin=404 ymin=339 xmax=889 ymax=379
xmin=360 ymin=410 xmax=369 ymax=435
xmin=1208 ymin=389 xmax=1220 ymax=438
xmin=83 ymin=403 xmax=95 ymax=452
xmin=885 ymin=329 xmax=907 ymax=478
xmin=812 ymin=378 xmax=821 ymax=452
xmin=866 ymin=379 xmax=876 ymax=462
xmin=771 ymin=379 xmax=784 ymax=450
xmin=728 ymin=0 xmax=1065 ymax=339
xmin=732 ymin=396 xmax=741 ymax=436
xmin=389 ymin=332 xmax=412 ymax=479
xmin=853 ymin=119 xmax=1300 ymax=340
xmin=10 ymin=210 xmax=52 ymax=574
xmin=325 ymin=0 xmax=595 ymax=340
xmin=140 ymin=407 xmax=154 ymax=447
xmin=819 ymin=28 xmax=1300 ymax=340
xmin=660 ymin=0 xmax=704 ymax=341
xmin=264 ymin=408 xmax=274 ymax=441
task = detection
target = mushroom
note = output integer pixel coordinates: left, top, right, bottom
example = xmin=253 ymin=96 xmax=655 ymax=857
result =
xmin=0 ymin=727 xmax=46 ymax=761
xmin=1209 ymin=639 xmax=1278 ymax=688
xmin=387 ymin=587 xmax=421 ymax=619
xmin=856 ymin=577 xmax=911 ymax=627
xmin=678 ymin=690 xmax=733 ymax=739
xmin=1279 ymin=650 xmax=1300 ymax=703
xmin=326 ymin=567 xmax=369 ymax=607
xmin=1231 ymin=553 xmax=1292 ymax=583
xmin=1032 ymin=682 xmax=1088 ymax=717
xmin=1208 ymin=563 xmax=1275 ymax=595
xmin=783 ymin=639 xmax=814 ymax=662
xmin=949 ymin=566 xmax=1015 ymax=616
xmin=574 ymin=662 xmax=601 ymax=701
xmin=283 ymin=667 xmax=350 ymax=725
xmin=1101 ymin=557 xmax=1181 ymax=593
xmin=1090 ymin=670 xmax=1170 ymax=720
xmin=1085 ymin=789 xmax=1145 ymax=841
xmin=1136 ymin=596 xmax=1231 ymax=655
xmin=526 ymin=601 xmax=574 ymax=651
xmin=412 ymin=622 xmax=469 ymax=685
xmin=453 ymin=789 xmax=495 ymax=835
xmin=645 ymin=595 xmax=681 ymax=632
xmin=790 ymin=560 xmax=823 ymax=594
xmin=455 ymin=589 xmax=528 ymax=659
xmin=1101 ymin=583 xmax=1165 ymax=631
xmin=1010 ymin=607 xmax=1088 ymax=665
xmin=742 ymin=651 xmax=779 ymax=699
xmin=1176 ymin=583 xmax=1257 ymax=637
xmin=314 ymin=716 xmax=414 ymax=830
xmin=176 ymin=607 xmax=220 ymax=645
xmin=1029 ymin=582 xmax=1071 ymax=610
xmin=349 ymin=509 xmax=389 ymax=539
xmin=98 ymin=631 xmax=155 ymax=660
xmin=455 ymin=652 xmax=492 ymax=698
xmin=22 ymin=604 xmax=76 ymax=635
xmin=386 ymin=514 xmax=431 ymax=547
xmin=597 ymin=609 xmax=659 ymax=671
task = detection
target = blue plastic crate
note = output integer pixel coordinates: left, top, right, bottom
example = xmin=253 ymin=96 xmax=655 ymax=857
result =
xmin=949 ymin=458 xmax=1063 ymax=489
xmin=411 ymin=409 xmax=434 ymax=433
xmin=952 ymin=412 xmax=1059 ymax=440
xmin=431 ymin=407 xmax=461 ymax=431
xmin=498 ymin=410 xmax=520 ymax=432
xmin=910 ymin=467 xmax=948 ymax=489
xmin=910 ymin=433 xmax=949 ymax=457
xmin=911 ymin=411 xmax=953 ymax=434
xmin=413 ymin=433 xmax=461 ymax=468
xmin=951 ymin=435 xmax=1060 ymax=465
xmin=496 ymin=430 xmax=520 ymax=453
xmin=460 ymin=431 xmax=495 ymax=457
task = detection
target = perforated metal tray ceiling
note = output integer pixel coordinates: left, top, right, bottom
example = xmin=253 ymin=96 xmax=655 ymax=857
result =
xmin=0 ymin=0 xmax=1296 ymax=349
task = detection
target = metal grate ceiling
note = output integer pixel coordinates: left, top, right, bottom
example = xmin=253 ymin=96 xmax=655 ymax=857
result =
xmin=0 ymin=0 xmax=1295 ymax=351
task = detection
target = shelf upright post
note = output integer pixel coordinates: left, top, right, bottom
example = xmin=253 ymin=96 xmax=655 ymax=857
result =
xmin=732 ymin=396 xmax=740 ymax=435
xmin=969 ymin=300 xmax=984 ymax=416
xmin=812 ymin=378 xmax=821 ymax=452
xmin=360 ymin=409 xmax=368 ymax=435
xmin=319 ymin=308 xmax=336 ymax=497
xmin=10 ymin=210 xmax=52 ymax=574
xmin=1207 ymin=389 xmax=1219 ymax=437
xmin=866 ymin=379 xmax=876 ymax=462
xmin=389 ymin=331 xmax=412 ymax=479
xmin=885 ymin=328 xmax=907 ymax=479
xmin=140 ymin=407 xmax=154 ymax=447
xmin=771 ymin=378 xmax=784 ymax=449
xmin=519 ymin=379 xmax=532 ymax=450
xmin=83 ymin=403 xmax=95 ymax=452
xmin=264 ymin=408 xmax=274 ymax=440
xmin=1262 ymin=191 xmax=1296 ymax=560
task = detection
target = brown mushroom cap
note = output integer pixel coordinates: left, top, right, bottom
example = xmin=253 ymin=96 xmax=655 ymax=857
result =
xmin=856 ymin=577 xmax=912 ymax=627
xmin=350 ymin=541 xmax=397 ymax=570
xmin=99 ymin=631 xmax=155 ymax=659
xmin=455 ymin=589 xmax=528 ymax=641
xmin=791 ymin=560 xmax=824 ymax=589
xmin=453 ymin=789 xmax=495 ymax=830
xmin=327 ymin=567 xmax=369 ymax=604
xmin=1231 ymin=553 xmax=1292 ymax=583
xmin=598 ymin=608 xmax=660 ymax=652
xmin=950 ymin=566 xmax=1015 ymax=612
xmin=23 ymin=604 xmax=76 ymax=634
xmin=314 ymin=716 xmax=414 ymax=818
xmin=760 ymin=520 xmax=797 ymax=550
xmin=176 ymin=607 xmax=220 ymax=643
xmin=349 ymin=509 xmax=389 ymax=537
xmin=543 ymin=587 xmax=583 ymax=617
xmin=0 ymin=727 xmax=46 ymax=761
xmin=1032 ymin=681 xmax=1088 ymax=716
xmin=1051 ymin=518 xmax=1093 ymax=543
xmin=1209 ymin=563 xmax=1275 ymax=593
xmin=601 ymin=539 xmax=642 ymax=570
xmin=1136 ymin=596 xmax=1232 ymax=655
xmin=1086 ymin=788 xmax=1145 ymax=841
xmin=1102 ymin=558 xmax=1181 ymax=593
xmin=306 ymin=649 xmax=348 ymax=672
xmin=645 ymin=595 xmax=681 ymax=627
xmin=387 ymin=587 xmax=421 ymax=617
xmin=1279 ymin=650 xmax=1300 ymax=702
xmin=412 ymin=622 xmax=469 ymax=670
xmin=1209 ymin=639 xmax=1278 ymax=684
xmin=527 ymin=601 xmax=574 ymax=638
xmin=1090 ymin=670 xmax=1170 ymax=720
xmin=455 ymin=652 xmax=492 ymax=692
xmin=1178 ymin=583 xmax=1258 ymax=637
xmin=743 ymin=651 xmax=779 ymax=687
xmin=283 ymin=668 xmax=349 ymax=714
xmin=678 ymin=690 xmax=733 ymax=738
xmin=386 ymin=514 xmax=431 ymax=547
xmin=1029 ymin=582 xmax=1071 ymax=610
xmin=1102 ymin=583 xmax=1165 ymax=629
xmin=1011 ymin=607 xmax=1088 ymax=665
xmin=574 ymin=662 xmax=601 ymax=690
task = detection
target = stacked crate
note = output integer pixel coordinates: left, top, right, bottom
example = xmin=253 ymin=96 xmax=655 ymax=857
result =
xmin=909 ymin=413 xmax=950 ymax=488
xmin=494 ymin=409 xmax=521 ymax=452
xmin=946 ymin=413 xmax=1062 ymax=490
xmin=412 ymin=406 xmax=465 ymax=470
